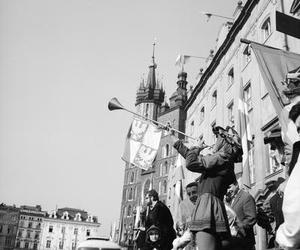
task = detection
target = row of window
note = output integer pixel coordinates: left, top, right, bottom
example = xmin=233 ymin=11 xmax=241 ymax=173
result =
xmin=190 ymin=82 xmax=253 ymax=132
xmin=18 ymin=230 xmax=40 ymax=239
xmin=15 ymin=240 xmax=38 ymax=249
xmin=19 ymin=221 xmax=41 ymax=229
xmin=48 ymin=225 xmax=90 ymax=236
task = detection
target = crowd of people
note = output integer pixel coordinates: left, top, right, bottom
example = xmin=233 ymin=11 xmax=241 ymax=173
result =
xmin=132 ymin=99 xmax=300 ymax=250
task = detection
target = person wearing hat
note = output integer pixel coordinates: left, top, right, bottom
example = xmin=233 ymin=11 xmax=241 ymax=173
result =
xmin=144 ymin=225 xmax=162 ymax=250
xmin=170 ymin=125 xmax=243 ymax=250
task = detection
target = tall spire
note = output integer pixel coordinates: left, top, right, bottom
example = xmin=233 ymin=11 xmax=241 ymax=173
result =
xmin=152 ymin=40 xmax=156 ymax=67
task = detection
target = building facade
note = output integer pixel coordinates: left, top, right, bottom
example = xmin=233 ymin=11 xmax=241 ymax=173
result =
xmin=15 ymin=205 xmax=46 ymax=250
xmin=39 ymin=208 xmax=100 ymax=250
xmin=0 ymin=204 xmax=19 ymax=250
xmin=183 ymin=0 xmax=300 ymax=249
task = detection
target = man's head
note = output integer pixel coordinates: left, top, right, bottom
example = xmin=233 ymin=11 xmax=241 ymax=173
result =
xmin=186 ymin=182 xmax=198 ymax=204
xmin=145 ymin=189 xmax=159 ymax=206
xmin=289 ymin=101 xmax=300 ymax=129
xmin=226 ymin=181 xmax=240 ymax=200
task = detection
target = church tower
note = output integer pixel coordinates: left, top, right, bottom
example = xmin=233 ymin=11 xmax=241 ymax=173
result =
xmin=135 ymin=43 xmax=165 ymax=120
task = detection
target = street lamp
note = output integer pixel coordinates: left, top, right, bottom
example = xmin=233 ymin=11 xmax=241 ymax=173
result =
xmin=201 ymin=11 xmax=234 ymax=22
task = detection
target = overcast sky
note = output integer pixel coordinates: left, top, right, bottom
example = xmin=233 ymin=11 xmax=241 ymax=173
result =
xmin=0 ymin=0 xmax=240 ymax=236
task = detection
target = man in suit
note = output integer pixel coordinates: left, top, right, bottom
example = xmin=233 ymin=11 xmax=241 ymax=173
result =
xmin=226 ymin=181 xmax=257 ymax=250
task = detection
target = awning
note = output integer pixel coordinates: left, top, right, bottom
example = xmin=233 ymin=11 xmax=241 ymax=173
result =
xmin=250 ymin=42 xmax=300 ymax=115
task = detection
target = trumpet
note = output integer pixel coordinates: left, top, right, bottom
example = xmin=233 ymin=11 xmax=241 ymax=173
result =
xmin=108 ymin=97 xmax=213 ymax=148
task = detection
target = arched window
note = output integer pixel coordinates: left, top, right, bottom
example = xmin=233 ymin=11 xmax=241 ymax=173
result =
xmin=261 ymin=17 xmax=271 ymax=41
xmin=163 ymin=180 xmax=168 ymax=194
xmin=165 ymin=144 xmax=170 ymax=157
xmin=164 ymin=161 xmax=168 ymax=175
xmin=128 ymin=188 xmax=133 ymax=200
xmin=130 ymin=172 xmax=134 ymax=183
xmin=127 ymin=205 xmax=132 ymax=217
xmin=212 ymin=90 xmax=217 ymax=108
xmin=75 ymin=213 xmax=81 ymax=221
xmin=227 ymin=67 xmax=234 ymax=87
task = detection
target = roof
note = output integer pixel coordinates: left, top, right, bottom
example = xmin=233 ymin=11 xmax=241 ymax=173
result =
xmin=184 ymin=0 xmax=259 ymax=110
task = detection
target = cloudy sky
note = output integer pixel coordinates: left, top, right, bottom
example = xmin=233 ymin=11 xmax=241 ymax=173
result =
xmin=0 ymin=0 xmax=240 ymax=236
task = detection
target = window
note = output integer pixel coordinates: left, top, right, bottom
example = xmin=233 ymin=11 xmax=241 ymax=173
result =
xmin=200 ymin=107 xmax=205 ymax=123
xmin=244 ymin=83 xmax=252 ymax=111
xmin=163 ymin=180 xmax=168 ymax=194
xmin=61 ymin=226 xmax=65 ymax=234
xmin=33 ymin=243 xmax=38 ymax=249
xmin=7 ymin=227 xmax=10 ymax=234
xmin=227 ymin=102 xmax=234 ymax=126
xmin=46 ymin=240 xmax=51 ymax=248
xmin=128 ymin=188 xmax=133 ymax=200
xmin=0 ymin=225 xmax=2 ymax=233
xmin=211 ymin=121 xmax=216 ymax=144
xmin=75 ymin=213 xmax=81 ymax=221
xmin=24 ymin=242 xmax=29 ymax=248
xmin=49 ymin=225 xmax=53 ymax=233
xmin=37 ymin=223 xmax=41 ymax=229
xmin=130 ymin=172 xmax=134 ymax=183
xmin=242 ymin=46 xmax=251 ymax=67
xmin=165 ymin=144 xmax=170 ymax=157
xmin=26 ymin=231 xmax=31 ymax=238
xmin=261 ymin=17 xmax=271 ymax=41
xmin=72 ymin=242 xmax=76 ymax=250
xmin=228 ymin=68 xmax=234 ymax=88
xmin=212 ymin=90 xmax=217 ymax=108
xmin=59 ymin=241 xmax=64 ymax=249
xmin=86 ymin=229 xmax=91 ymax=237
xmin=163 ymin=161 xmax=168 ymax=176
xmin=28 ymin=222 xmax=32 ymax=228
xmin=74 ymin=228 xmax=78 ymax=235
xmin=5 ymin=237 xmax=11 ymax=246
xmin=190 ymin=120 xmax=195 ymax=135
xmin=16 ymin=241 xmax=20 ymax=248
xmin=127 ymin=205 xmax=132 ymax=217
xmin=34 ymin=232 xmax=39 ymax=239
xmin=145 ymin=104 xmax=149 ymax=118
xmin=18 ymin=230 xmax=22 ymax=237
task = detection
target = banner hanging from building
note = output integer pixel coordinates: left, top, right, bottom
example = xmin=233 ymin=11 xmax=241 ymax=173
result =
xmin=251 ymin=42 xmax=300 ymax=115
xmin=122 ymin=117 xmax=162 ymax=170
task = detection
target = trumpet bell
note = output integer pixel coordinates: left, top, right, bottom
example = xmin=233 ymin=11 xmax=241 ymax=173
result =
xmin=108 ymin=97 xmax=124 ymax=111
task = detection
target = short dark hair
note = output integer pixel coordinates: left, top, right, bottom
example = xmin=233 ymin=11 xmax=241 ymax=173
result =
xmin=147 ymin=189 xmax=159 ymax=201
xmin=186 ymin=182 xmax=198 ymax=189
xmin=289 ymin=102 xmax=300 ymax=122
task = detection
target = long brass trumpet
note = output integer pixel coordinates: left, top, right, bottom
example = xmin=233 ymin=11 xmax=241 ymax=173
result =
xmin=108 ymin=97 xmax=197 ymax=140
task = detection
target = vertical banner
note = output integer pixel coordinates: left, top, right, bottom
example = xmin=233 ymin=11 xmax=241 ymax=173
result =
xmin=122 ymin=117 xmax=162 ymax=170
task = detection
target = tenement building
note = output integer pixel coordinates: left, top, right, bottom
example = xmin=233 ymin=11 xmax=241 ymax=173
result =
xmin=15 ymin=205 xmax=46 ymax=250
xmin=39 ymin=207 xmax=100 ymax=250
xmin=182 ymin=0 xmax=300 ymax=249
xmin=0 ymin=203 xmax=19 ymax=250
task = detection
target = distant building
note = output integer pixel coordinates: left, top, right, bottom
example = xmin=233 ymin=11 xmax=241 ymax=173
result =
xmin=0 ymin=203 xmax=19 ymax=250
xmin=39 ymin=207 xmax=100 ymax=250
xmin=15 ymin=205 xmax=46 ymax=250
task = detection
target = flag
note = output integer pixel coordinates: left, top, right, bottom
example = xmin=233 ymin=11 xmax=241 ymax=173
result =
xmin=237 ymin=79 xmax=252 ymax=188
xmin=122 ymin=117 xmax=162 ymax=170
xmin=175 ymin=54 xmax=191 ymax=71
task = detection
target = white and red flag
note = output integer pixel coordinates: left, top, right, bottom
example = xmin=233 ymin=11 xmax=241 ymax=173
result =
xmin=122 ymin=117 xmax=162 ymax=170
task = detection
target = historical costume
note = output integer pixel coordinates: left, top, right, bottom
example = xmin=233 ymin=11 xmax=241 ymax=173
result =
xmin=173 ymin=126 xmax=243 ymax=250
